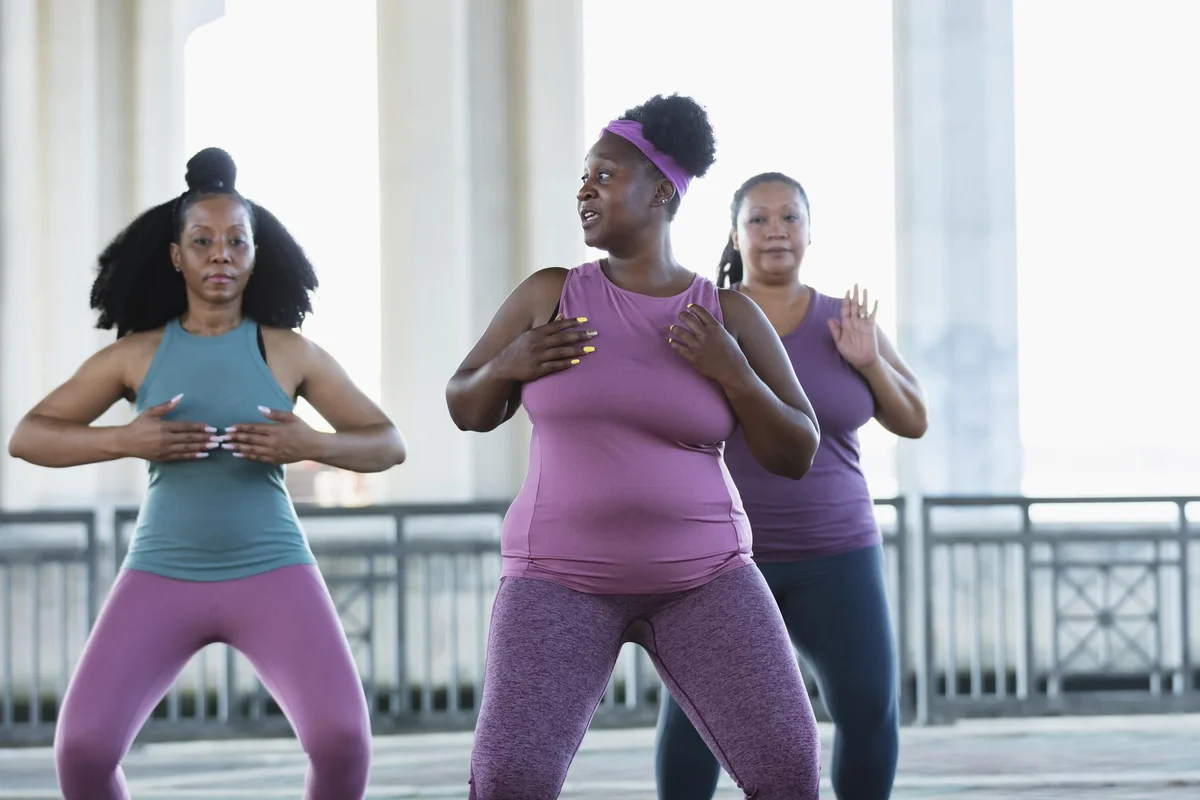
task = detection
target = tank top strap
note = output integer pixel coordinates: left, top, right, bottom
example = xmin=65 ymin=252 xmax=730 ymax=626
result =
xmin=164 ymin=317 xmax=183 ymax=344
xmin=556 ymin=261 xmax=596 ymax=319
xmin=238 ymin=316 xmax=258 ymax=352
xmin=683 ymin=273 xmax=724 ymax=324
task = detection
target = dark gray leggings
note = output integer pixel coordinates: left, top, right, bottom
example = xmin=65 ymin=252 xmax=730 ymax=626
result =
xmin=656 ymin=545 xmax=899 ymax=799
xmin=468 ymin=565 xmax=821 ymax=799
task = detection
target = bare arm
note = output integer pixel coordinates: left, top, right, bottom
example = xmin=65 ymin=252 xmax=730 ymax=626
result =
xmin=7 ymin=345 xmax=131 ymax=466
xmin=7 ymin=338 xmax=213 ymax=467
xmin=295 ymin=338 xmax=406 ymax=473
xmin=715 ymin=290 xmax=821 ymax=479
xmin=859 ymin=329 xmax=928 ymax=439
xmin=446 ymin=267 xmax=577 ymax=433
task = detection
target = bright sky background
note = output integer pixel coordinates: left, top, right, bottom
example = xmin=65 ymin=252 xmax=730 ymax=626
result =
xmin=184 ymin=0 xmax=1199 ymax=500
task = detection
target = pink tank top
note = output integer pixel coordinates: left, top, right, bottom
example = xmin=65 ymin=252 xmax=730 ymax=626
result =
xmin=501 ymin=261 xmax=753 ymax=594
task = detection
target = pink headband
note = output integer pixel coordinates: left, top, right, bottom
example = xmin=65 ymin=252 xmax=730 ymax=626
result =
xmin=602 ymin=119 xmax=691 ymax=199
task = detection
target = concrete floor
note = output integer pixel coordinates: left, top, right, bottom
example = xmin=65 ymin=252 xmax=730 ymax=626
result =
xmin=2 ymin=715 xmax=1199 ymax=798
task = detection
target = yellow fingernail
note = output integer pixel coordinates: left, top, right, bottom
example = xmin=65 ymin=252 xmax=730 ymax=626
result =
xmin=570 ymin=359 xmax=581 ymax=365
xmin=667 ymin=337 xmax=673 ymax=343
xmin=583 ymin=346 xmax=595 ymax=353
xmin=576 ymin=317 xmax=588 ymax=322
xmin=687 ymin=303 xmax=694 ymax=308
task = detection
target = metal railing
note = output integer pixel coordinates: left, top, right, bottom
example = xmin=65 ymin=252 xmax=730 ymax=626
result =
xmin=916 ymin=495 xmax=1200 ymax=722
xmin=0 ymin=510 xmax=98 ymax=743
xmin=3 ymin=494 xmax=1196 ymax=745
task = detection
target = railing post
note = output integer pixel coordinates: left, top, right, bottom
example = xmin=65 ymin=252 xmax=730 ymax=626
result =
xmin=392 ymin=511 xmax=410 ymax=718
xmin=917 ymin=495 xmax=933 ymax=724
xmin=85 ymin=511 xmax=98 ymax=627
xmin=1019 ymin=504 xmax=1034 ymax=704
xmin=1179 ymin=500 xmax=1192 ymax=696
xmin=892 ymin=496 xmax=911 ymax=719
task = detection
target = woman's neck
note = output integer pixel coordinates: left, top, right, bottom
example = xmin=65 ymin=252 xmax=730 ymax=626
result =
xmin=739 ymin=273 xmax=808 ymax=303
xmin=603 ymin=227 xmax=689 ymax=293
xmin=179 ymin=302 xmax=242 ymax=336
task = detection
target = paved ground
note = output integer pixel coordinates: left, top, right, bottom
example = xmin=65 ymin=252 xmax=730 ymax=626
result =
xmin=2 ymin=715 xmax=1200 ymax=798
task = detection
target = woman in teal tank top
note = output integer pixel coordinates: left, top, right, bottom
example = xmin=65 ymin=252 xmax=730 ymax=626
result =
xmin=7 ymin=148 xmax=406 ymax=800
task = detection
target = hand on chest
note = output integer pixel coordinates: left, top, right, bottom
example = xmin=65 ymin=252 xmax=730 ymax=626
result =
xmin=523 ymin=309 xmax=737 ymax=444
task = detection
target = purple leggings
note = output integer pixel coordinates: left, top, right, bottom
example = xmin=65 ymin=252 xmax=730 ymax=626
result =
xmin=54 ymin=565 xmax=371 ymax=800
xmin=469 ymin=565 xmax=821 ymax=799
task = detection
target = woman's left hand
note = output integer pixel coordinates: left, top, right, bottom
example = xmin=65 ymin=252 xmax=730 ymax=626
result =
xmin=669 ymin=304 xmax=750 ymax=387
xmin=222 ymin=406 xmax=318 ymax=464
xmin=829 ymin=283 xmax=881 ymax=370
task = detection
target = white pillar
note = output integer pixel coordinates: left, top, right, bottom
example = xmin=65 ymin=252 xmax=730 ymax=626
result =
xmin=377 ymin=0 xmax=584 ymax=502
xmin=0 ymin=0 xmax=43 ymax=508
xmin=376 ymin=0 xmax=475 ymax=502
xmin=892 ymin=0 xmax=1021 ymax=498
xmin=133 ymin=0 xmax=224 ymax=209
xmin=0 ymin=0 xmax=225 ymax=509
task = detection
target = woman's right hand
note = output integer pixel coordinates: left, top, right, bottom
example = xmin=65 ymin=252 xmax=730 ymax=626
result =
xmin=491 ymin=316 xmax=598 ymax=382
xmin=118 ymin=394 xmax=218 ymax=462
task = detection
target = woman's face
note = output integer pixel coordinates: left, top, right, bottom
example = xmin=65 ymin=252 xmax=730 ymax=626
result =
xmin=733 ymin=181 xmax=810 ymax=282
xmin=171 ymin=195 xmax=256 ymax=306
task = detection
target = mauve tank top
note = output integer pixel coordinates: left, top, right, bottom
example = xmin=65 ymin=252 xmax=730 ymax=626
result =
xmin=501 ymin=261 xmax=753 ymax=594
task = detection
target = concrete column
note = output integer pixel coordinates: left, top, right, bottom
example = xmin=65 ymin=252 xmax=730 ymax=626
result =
xmin=377 ymin=0 xmax=584 ymax=502
xmin=892 ymin=0 xmax=1021 ymax=498
xmin=133 ymin=0 xmax=224 ymax=209
xmin=376 ymin=0 xmax=475 ymax=503
xmin=0 ymin=0 xmax=43 ymax=508
xmin=0 ymin=0 xmax=225 ymax=509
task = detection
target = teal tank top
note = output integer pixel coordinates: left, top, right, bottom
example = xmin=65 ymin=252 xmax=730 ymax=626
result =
xmin=124 ymin=318 xmax=315 ymax=581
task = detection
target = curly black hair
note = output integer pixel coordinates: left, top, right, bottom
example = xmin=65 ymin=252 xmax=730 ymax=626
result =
xmin=619 ymin=94 xmax=717 ymax=219
xmin=90 ymin=147 xmax=318 ymax=337
xmin=717 ymin=172 xmax=811 ymax=288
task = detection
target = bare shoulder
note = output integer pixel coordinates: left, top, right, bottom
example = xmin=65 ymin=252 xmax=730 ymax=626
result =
xmin=260 ymin=325 xmax=321 ymax=362
xmin=716 ymin=287 xmax=765 ymax=336
xmin=112 ymin=328 xmax=165 ymax=359
xmin=512 ymin=266 xmax=570 ymax=328
xmin=108 ymin=329 xmax=165 ymax=387
xmin=523 ymin=267 xmax=569 ymax=301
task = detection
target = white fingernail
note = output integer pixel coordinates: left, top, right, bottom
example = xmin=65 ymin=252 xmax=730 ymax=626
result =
xmin=225 ymin=426 xmax=237 ymax=433
xmin=196 ymin=452 xmax=209 ymax=459
xmin=204 ymin=426 xmax=217 ymax=433
xmin=171 ymin=393 xmax=184 ymax=403
xmin=257 ymin=405 xmax=270 ymax=414
xmin=232 ymin=452 xmax=244 ymax=458
xmin=221 ymin=443 xmax=235 ymax=449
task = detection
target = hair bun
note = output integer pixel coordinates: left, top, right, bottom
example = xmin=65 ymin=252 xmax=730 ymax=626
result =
xmin=184 ymin=147 xmax=237 ymax=193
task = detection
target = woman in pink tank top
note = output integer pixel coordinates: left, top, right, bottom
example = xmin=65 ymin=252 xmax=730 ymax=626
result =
xmin=447 ymin=95 xmax=823 ymax=799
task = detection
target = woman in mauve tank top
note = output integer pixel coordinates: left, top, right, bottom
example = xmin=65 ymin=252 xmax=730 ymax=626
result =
xmin=656 ymin=173 xmax=929 ymax=800
xmin=447 ymin=95 xmax=824 ymax=799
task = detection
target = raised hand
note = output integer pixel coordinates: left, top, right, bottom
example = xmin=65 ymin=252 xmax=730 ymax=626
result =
xmin=222 ymin=406 xmax=318 ymax=465
xmin=118 ymin=394 xmax=218 ymax=462
xmin=491 ymin=315 xmax=598 ymax=382
xmin=829 ymin=283 xmax=880 ymax=370
xmin=669 ymin=303 xmax=750 ymax=386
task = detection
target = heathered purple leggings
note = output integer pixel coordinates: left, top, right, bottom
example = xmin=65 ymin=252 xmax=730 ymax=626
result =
xmin=469 ymin=564 xmax=821 ymax=799
xmin=53 ymin=565 xmax=371 ymax=800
